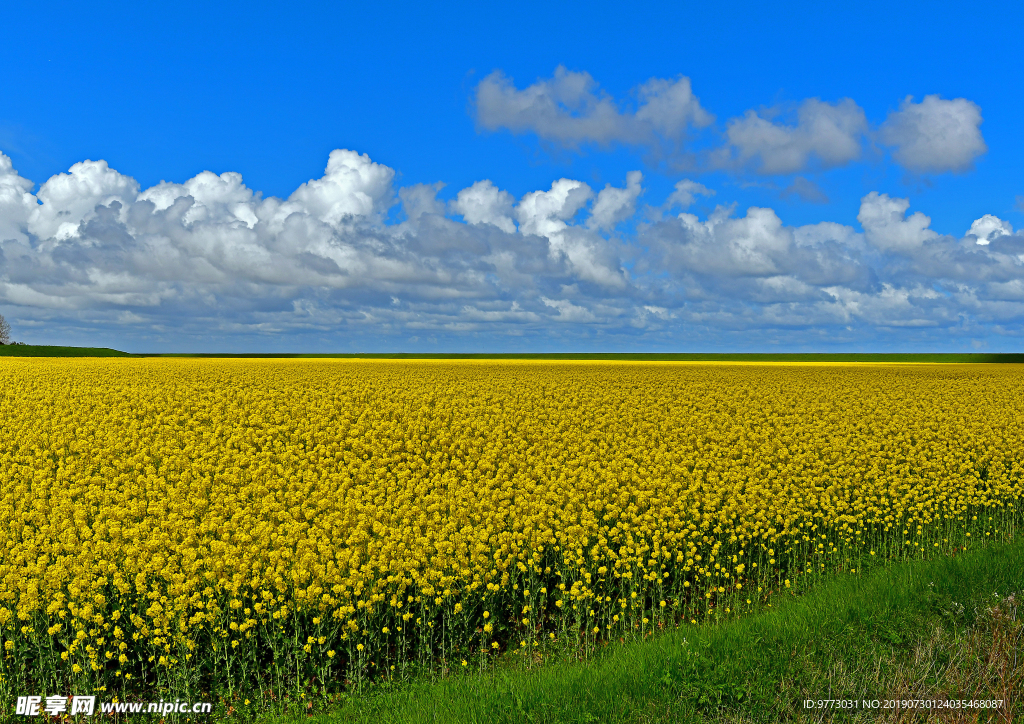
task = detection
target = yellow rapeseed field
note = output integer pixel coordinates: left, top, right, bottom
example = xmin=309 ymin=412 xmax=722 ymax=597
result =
xmin=0 ymin=359 xmax=1020 ymax=707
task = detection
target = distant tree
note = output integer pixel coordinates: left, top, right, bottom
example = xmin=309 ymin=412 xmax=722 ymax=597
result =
xmin=0 ymin=314 xmax=10 ymax=345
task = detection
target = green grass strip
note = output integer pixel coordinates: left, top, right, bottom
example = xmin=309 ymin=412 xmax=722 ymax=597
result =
xmin=275 ymin=540 xmax=1023 ymax=724
xmin=0 ymin=344 xmax=130 ymax=357
xmin=6 ymin=344 xmax=1024 ymax=362
xmin=136 ymin=352 xmax=1024 ymax=361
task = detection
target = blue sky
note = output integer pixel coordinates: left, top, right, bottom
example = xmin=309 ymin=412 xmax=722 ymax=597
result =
xmin=1 ymin=0 xmax=1022 ymax=352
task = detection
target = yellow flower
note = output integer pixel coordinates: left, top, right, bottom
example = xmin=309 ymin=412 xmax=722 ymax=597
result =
xmin=0 ymin=357 xmax=1016 ymax=699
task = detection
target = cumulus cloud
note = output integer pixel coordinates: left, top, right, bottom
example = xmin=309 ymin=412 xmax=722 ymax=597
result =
xmin=716 ymin=98 xmax=868 ymax=175
xmin=286 ymin=149 xmax=395 ymax=225
xmin=3 ymin=148 xmax=1024 ymax=349
xmin=966 ymin=214 xmax=1013 ymax=245
xmin=514 ymin=178 xmax=627 ymax=289
xmin=857 ymin=191 xmax=938 ymax=252
xmin=473 ymin=66 xmax=713 ymax=150
xmin=139 ymin=171 xmax=258 ymax=227
xmin=632 ymin=77 xmax=715 ymax=137
xmin=878 ymin=95 xmax=987 ymax=173
xmin=30 ymin=159 xmax=140 ymax=241
xmin=587 ymin=171 xmax=643 ymax=230
xmin=666 ymin=179 xmax=714 ymax=210
xmin=451 ymin=180 xmax=516 ymax=233
xmin=515 ymin=178 xmax=593 ymax=239
xmin=0 ymin=153 xmax=36 ymax=243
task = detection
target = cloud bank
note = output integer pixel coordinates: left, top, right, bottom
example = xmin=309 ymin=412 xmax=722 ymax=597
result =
xmin=1 ymin=149 xmax=1022 ymax=351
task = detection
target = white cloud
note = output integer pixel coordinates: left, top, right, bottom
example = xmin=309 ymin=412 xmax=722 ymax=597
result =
xmin=666 ymin=179 xmax=714 ymax=210
xmin=515 ymin=178 xmax=593 ymax=239
xmin=541 ymin=296 xmax=597 ymax=322
xmin=587 ymin=171 xmax=643 ymax=230
xmin=857 ymin=191 xmax=938 ymax=252
xmin=632 ymin=77 xmax=714 ymax=138
xmin=0 ymin=153 xmax=36 ymax=243
xmin=30 ymin=159 xmax=140 ymax=241
xmin=513 ymin=179 xmax=629 ymax=289
xmin=286 ymin=149 xmax=395 ymax=226
xmin=451 ymin=180 xmax=516 ymax=233
xmin=674 ymin=205 xmax=794 ymax=276
xmin=139 ymin=171 xmax=258 ymax=228
xmin=878 ymin=95 xmax=987 ymax=173
xmin=718 ymin=98 xmax=868 ymax=174
xmin=474 ymin=66 xmax=712 ymax=149
xmin=966 ymin=214 xmax=1013 ymax=245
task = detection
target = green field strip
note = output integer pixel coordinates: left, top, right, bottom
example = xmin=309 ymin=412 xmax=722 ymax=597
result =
xmin=0 ymin=345 xmax=131 ymax=357
xmin=4 ymin=345 xmax=1024 ymax=362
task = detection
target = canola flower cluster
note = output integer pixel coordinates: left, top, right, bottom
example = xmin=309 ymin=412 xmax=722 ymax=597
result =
xmin=0 ymin=359 xmax=1020 ymax=707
